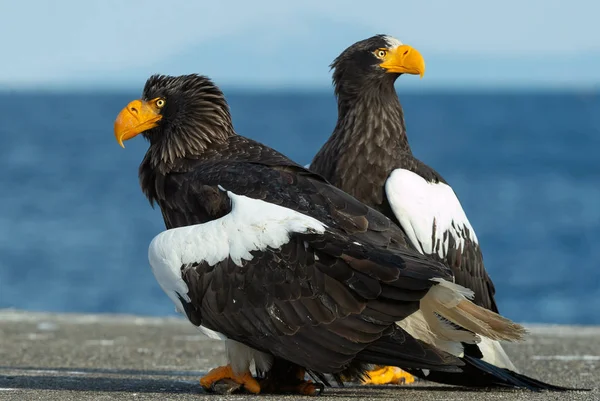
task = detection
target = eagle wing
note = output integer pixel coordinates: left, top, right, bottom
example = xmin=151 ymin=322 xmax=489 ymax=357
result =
xmin=149 ymin=160 xmax=460 ymax=373
xmin=385 ymin=167 xmax=498 ymax=312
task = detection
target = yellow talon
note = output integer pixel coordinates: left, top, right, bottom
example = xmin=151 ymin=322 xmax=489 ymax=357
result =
xmin=362 ymin=366 xmax=416 ymax=385
xmin=199 ymin=364 xmax=261 ymax=394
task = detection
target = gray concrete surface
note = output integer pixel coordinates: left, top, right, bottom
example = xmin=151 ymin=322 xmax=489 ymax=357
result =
xmin=0 ymin=309 xmax=596 ymax=400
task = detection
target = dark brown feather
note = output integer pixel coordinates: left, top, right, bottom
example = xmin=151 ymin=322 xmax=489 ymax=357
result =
xmin=309 ymin=47 xmax=499 ymax=313
xmin=136 ymin=74 xmax=462 ymax=377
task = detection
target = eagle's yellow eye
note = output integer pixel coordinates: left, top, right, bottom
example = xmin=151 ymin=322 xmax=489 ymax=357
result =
xmin=375 ymin=49 xmax=387 ymax=59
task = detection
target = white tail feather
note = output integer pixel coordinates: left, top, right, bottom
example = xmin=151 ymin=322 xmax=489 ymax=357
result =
xmin=479 ymin=337 xmax=518 ymax=371
xmin=426 ymin=278 xmax=527 ymax=342
xmin=398 ymin=278 xmax=526 ymax=358
xmin=397 ymin=309 xmax=478 ymax=357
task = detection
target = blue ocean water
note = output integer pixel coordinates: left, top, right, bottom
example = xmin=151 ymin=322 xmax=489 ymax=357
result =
xmin=0 ymin=90 xmax=598 ymax=325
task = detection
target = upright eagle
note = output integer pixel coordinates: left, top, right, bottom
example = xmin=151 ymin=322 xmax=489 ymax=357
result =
xmin=112 ymin=73 xmax=563 ymax=395
xmin=309 ymin=34 xmax=552 ymax=388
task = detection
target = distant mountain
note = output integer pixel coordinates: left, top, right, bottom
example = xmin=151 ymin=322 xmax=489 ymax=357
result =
xmin=52 ymin=17 xmax=379 ymax=91
xmin=14 ymin=17 xmax=600 ymax=91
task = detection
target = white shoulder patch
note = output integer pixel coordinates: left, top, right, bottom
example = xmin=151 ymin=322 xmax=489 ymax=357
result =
xmin=383 ymin=35 xmax=403 ymax=49
xmin=385 ymin=169 xmax=478 ymax=258
xmin=304 ymin=163 xmax=311 ymax=169
xmin=147 ymin=191 xmax=327 ymax=316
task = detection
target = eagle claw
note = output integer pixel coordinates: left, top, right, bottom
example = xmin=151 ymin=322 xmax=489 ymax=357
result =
xmin=199 ymin=364 xmax=261 ymax=394
xmin=208 ymin=378 xmax=243 ymax=394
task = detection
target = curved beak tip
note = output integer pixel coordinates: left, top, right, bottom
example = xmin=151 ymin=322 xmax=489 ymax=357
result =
xmin=114 ymin=126 xmax=126 ymax=148
xmin=114 ymin=115 xmax=127 ymax=148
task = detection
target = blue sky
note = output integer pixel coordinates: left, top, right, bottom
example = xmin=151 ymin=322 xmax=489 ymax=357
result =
xmin=2 ymin=0 xmax=599 ymax=90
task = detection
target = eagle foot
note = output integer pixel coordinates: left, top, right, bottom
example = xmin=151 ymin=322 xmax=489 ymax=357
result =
xmin=199 ymin=364 xmax=261 ymax=394
xmin=259 ymin=377 xmax=324 ymax=396
xmin=259 ymin=367 xmax=324 ymax=396
xmin=362 ymin=366 xmax=416 ymax=386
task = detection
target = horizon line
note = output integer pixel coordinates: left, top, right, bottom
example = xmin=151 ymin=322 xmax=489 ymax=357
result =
xmin=1 ymin=82 xmax=599 ymax=95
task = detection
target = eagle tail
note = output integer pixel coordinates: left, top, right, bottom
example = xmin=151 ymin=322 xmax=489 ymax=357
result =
xmin=401 ymin=279 xmax=587 ymax=391
xmin=425 ymin=278 xmax=526 ymax=342
xmin=462 ymin=355 xmax=583 ymax=391
xmin=406 ymin=355 xmax=585 ymax=391
xmin=478 ymin=337 xmax=517 ymax=371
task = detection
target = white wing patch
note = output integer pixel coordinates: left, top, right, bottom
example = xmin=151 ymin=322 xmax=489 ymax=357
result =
xmin=147 ymin=190 xmax=327 ymax=317
xmin=385 ymin=169 xmax=478 ymax=258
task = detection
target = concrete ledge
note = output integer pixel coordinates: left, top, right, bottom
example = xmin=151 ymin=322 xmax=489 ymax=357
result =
xmin=0 ymin=309 xmax=596 ymax=400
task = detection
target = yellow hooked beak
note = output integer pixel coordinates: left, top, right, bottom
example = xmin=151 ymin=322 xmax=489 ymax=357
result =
xmin=114 ymin=98 xmax=163 ymax=148
xmin=379 ymin=44 xmax=425 ymax=78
